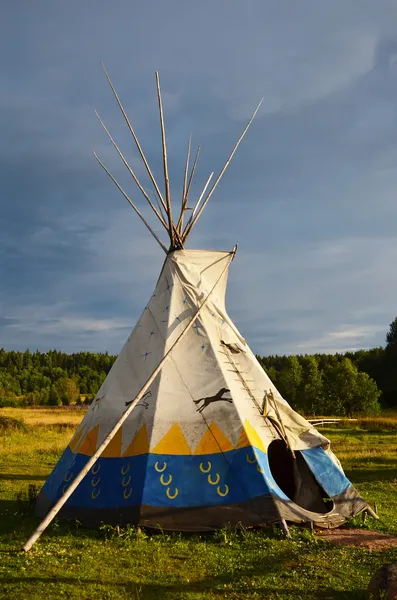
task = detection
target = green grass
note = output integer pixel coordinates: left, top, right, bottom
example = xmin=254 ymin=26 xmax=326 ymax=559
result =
xmin=1 ymin=410 xmax=397 ymax=599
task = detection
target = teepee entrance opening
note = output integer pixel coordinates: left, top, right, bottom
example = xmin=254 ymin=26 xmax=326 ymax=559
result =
xmin=267 ymin=439 xmax=334 ymax=515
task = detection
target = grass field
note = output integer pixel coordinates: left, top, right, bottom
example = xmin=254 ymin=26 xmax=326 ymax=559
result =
xmin=1 ymin=408 xmax=397 ymax=599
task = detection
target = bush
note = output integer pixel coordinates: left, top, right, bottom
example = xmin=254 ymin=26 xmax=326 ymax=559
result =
xmin=0 ymin=415 xmax=28 ymax=432
xmin=0 ymin=397 xmax=20 ymax=408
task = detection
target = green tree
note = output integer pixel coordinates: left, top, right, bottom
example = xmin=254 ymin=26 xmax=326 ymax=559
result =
xmin=299 ymin=355 xmax=324 ymax=415
xmin=386 ymin=317 xmax=397 ymax=350
xmin=277 ymin=356 xmax=303 ymax=409
xmin=383 ymin=317 xmax=397 ymax=408
xmin=323 ymin=358 xmax=381 ymax=416
xmin=55 ymin=378 xmax=80 ymax=405
xmin=47 ymin=386 xmax=61 ymax=406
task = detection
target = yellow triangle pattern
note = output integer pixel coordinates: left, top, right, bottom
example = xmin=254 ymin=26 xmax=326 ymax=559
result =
xmin=194 ymin=422 xmax=233 ymax=455
xmin=123 ymin=424 xmax=150 ymax=457
xmin=152 ymin=423 xmax=192 ymax=455
xmin=100 ymin=427 xmax=122 ymax=458
xmin=78 ymin=424 xmax=99 ymax=456
xmin=236 ymin=419 xmax=266 ymax=453
xmin=69 ymin=425 xmax=87 ymax=453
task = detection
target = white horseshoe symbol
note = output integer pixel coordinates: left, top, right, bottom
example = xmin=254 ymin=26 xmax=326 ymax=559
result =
xmin=160 ymin=473 xmax=172 ymax=486
xmin=208 ymin=473 xmax=220 ymax=485
xmin=62 ymin=485 xmax=68 ymax=494
xmin=256 ymin=464 xmax=265 ymax=474
xmin=121 ymin=463 xmax=130 ymax=475
xmin=166 ymin=487 xmax=179 ymax=499
xmin=122 ymin=475 xmax=132 ymax=487
xmin=123 ymin=487 xmax=133 ymax=499
xmin=246 ymin=453 xmax=257 ymax=464
xmin=92 ymin=488 xmax=100 ymax=499
xmin=154 ymin=461 xmax=167 ymax=473
xmin=91 ymin=463 xmax=100 ymax=475
xmin=91 ymin=475 xmax=101 ymax=487
xmin=217 ymin=485 xmax=229 ymax=497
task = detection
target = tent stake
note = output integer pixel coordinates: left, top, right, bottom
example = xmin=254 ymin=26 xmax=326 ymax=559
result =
xmin=23 ymin=250 xmax=235 ymax=552
xmin=280 ymin=519 xmax=291 ymax=539
xmin=366 ymin=506 xmax=379 ymax=520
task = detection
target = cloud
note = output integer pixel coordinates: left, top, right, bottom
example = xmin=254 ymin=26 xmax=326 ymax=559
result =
xmin=1 ymin=1 xmax=397 ymax=357
xmin=227 ymin=236 xmax=396 ymax=355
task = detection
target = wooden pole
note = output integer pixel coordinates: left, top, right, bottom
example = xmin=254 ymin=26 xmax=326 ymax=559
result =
xmin=178 ymin=135 xmax=191 ymax=234
xmin=266 ymin=390 xmax=296 ymax=459
xmin=182 ymin=98 xmax=263 ymax=242
xmin=93 ymin=152 xmax=168 ymax=253
xmin=182 ymin=172 xmax=214 ymax=237
xmin=366 ymin=506 xmax=379 ymax=520
xmin=95 ymin=111 xmax=170 ymax=233
xmin=23 ymin=250 xmax=234 ymax=552
xmin=155 ymin=72 xmax=174 ymax=248
xmin=100 ymin=63 xmax=169 ymax=219
xmin=280 ymin=519 xmax=292 ymax=539
xmin=176 ymin=145 xmax=200 ymax=234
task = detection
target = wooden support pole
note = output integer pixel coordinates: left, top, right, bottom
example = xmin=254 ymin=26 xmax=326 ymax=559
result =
xmin=177 ymin=135 xmax=192 ymax=234
xmin=366 ymin=506 xmax=379 ymax=520
xmin=182 ymin=172 xmax=214 ymax=237
xmin=93 ymin=152 xmax=168 ymax=253
xmin=280 ymin=519 xmax=292 ymax=539
xmin=176 ymin=144 xmax=200 ymax=235
xmin=183 ymin=98 xmax=263 ymax=242
xmin=95 ymin=111 xmax=170 ymax=233
xmin=155 ymin=71 xmax=174 ymax=248
xmin=183 ymin=146 xmax=200 ymax=207
xmin=100 ymin=63 xmax=170 ymax=226
xmin=266 ymin=389 xmax=296 ymax=459
xmin=23 ymin=250 xmax=235 ymax=552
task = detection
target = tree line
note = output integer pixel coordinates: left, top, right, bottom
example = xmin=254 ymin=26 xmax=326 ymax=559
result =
xmin=0 ymin=349 xmax=114 ymax=407
xmin=257 ymin=318 xmax=397 ymax=416
xmin=1 ymin=318 xmax=396 ymax=415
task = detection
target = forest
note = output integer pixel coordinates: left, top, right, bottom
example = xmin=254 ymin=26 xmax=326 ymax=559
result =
xmin=0 ymin=318 xmax=396 ymax=416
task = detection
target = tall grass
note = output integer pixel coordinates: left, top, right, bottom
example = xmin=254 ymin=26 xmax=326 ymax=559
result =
xmin=1 ymin=411 xmax=397 ymax=599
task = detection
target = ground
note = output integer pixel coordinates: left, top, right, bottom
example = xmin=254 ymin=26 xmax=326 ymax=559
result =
xmin=1 ymin=408 xmax=397 ymax=599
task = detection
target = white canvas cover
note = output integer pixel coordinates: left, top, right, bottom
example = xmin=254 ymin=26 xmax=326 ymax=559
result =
xmin=37 ymin=249 xmax=367 ymax=530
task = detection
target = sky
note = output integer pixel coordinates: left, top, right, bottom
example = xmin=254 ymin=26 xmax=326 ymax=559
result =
xmin=1 ymin=0 xmax=397 ymax=356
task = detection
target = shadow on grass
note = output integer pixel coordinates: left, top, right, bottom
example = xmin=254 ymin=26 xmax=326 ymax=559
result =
xmin=0 ymin=500 xmax=367 ymax=598
xmin=346 ymin=467 xmax=397 ymax=484
xmin=317 ymin=590 xmax=364 ymax=600
xmin=0 ymin=569 xmax=364 ymax=600
xmin=0 ymin=498 xmax=106 ymax=549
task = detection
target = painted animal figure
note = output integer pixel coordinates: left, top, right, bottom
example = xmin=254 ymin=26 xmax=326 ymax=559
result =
xmin=193 ymin=388 xmax=232 ymax=413
xmin=92 ymin=393 xmax=106 ymax=412
xmin=125 ymin=390 xmax=152 ymax=409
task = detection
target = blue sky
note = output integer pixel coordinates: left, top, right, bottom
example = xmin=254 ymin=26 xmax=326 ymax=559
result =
xmin=1 ymin=0 xmax=397 ymax=356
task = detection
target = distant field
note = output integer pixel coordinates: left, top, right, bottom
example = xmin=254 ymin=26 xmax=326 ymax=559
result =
xmin=0 ymin=406 xmax=86 ymax=427
xmin=1 ymin=409 xmax=397 ymax=599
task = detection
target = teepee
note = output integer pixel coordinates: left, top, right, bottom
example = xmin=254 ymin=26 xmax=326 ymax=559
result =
xmin=30 ymin=67 xmax=372 ymax=548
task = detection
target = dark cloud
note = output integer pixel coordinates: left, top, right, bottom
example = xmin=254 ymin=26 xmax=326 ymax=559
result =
xmin=1 ymin=1 xmax=397 ymax=355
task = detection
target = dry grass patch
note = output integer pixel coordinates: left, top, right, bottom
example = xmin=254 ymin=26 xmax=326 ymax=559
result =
xmin=0 ymin=407 xmax=86 ymax=427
